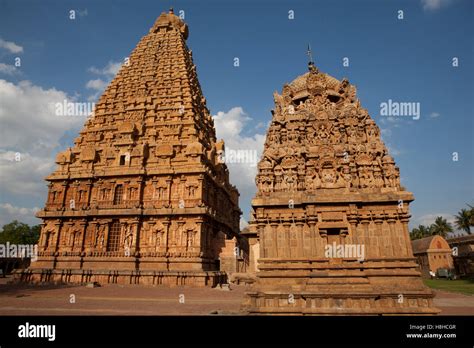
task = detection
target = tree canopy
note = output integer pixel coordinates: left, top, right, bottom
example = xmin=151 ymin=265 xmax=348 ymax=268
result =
xmin=410 ymin=204 xmax=473 ymax=240
xmin=454 ymin=208 xmax=472 ymax=235
xmin=0 ymin=220 xmax=40 ymax=245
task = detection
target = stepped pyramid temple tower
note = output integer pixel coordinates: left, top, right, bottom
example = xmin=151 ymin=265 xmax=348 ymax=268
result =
xmin=20 ymin=9 xmax=243 ymax=287
xmin=242 ymin=59 xmax=439 ymax=314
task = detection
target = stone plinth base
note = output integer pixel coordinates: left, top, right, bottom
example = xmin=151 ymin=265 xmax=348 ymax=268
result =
xmin=14 ymin=269 xmax=226 ymax=287
xmin=241 ymin=258 xmax=440 ymax=315
xmin=242 ymin=290 xmax=439 ymax=315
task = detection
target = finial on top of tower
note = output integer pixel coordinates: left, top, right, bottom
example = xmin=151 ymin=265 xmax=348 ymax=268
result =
xmin=307 ymin=44 xmax=317 ymax=72
xmin=152 ymin=7 xmax=188 ymax=39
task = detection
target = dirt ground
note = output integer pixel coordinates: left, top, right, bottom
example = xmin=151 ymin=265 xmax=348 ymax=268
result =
xmin=0 ymin=276 xmax=472 ymax=315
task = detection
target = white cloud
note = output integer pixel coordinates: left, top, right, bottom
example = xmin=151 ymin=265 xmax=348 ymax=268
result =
xmin=0 ymin=150 xmax=56 ymax=196
xmin=414 ymin=213 xmax=456 ymax=227
xmin=86 ymin=60 xmax=122 ymax=101
xmin=378 ymin=117 xmax=402 ymax=128
xmin=0 ymin=203 xmax=40 ymax=227
xmin=0 ymin=80 xmax=83 ymax=152
xmin=88 ymin=61 xmax=122 ymax=77
xmin=0 ymin=38 xmax=23 ymax=54
xmin=0 ymin=63 xmax=18 ymax=75
xmin=86 ymin=78 xmax=107 ymax=91
xmin=213 ymin=107 xmax=266 ymax=226
xmin=385 ymin=143 xmax=401 ymax=157
xmin=240 ymin=218 xmax=248 ymax=230
xmin=214 ymin=107 xmax=252 ymax=138
xmin=421 ymin=0 xmax=452 ymax=11
xmin=0 ymin=79 xmax=85 ymax=200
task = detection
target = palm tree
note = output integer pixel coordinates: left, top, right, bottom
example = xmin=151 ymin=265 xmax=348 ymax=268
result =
xmin=430 ymin=216 xmax=453 ymax=238
xmin=467 ymin=204 xmax=474 ymax=227
xmin=410 ymin=225 xmax=430 ymax=240
xmin=410 ymin=227 xmax=421 ymax=240
xmin=455 ymin=209 xmax=472 ymax=235
xmin=420 ymin=225 xmax=432 ymax=237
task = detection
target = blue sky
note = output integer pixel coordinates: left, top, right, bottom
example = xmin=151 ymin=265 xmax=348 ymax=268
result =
xmin=0 ymin=0 xmax=472 ymax=233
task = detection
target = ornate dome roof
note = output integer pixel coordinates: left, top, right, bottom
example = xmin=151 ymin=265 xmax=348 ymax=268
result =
xmin=288 ymin=72 xmax=310 ymax=92
xmin=287 ymin=69 xmax=341 ymax=98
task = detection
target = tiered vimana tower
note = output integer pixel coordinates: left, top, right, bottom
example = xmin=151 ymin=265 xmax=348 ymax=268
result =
xmin=242 ymin=60 xmax=439 ymax=314
xmin=21 ymin=9 xmax=242 ymax=287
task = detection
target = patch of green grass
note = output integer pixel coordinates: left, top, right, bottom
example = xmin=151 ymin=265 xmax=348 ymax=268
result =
xmin=423 ymin=279 xmax=474 ymax=295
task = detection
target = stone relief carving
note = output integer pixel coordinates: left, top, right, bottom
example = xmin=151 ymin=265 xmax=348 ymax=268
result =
xmin=256 ymin=68 xmax=402 ymax=196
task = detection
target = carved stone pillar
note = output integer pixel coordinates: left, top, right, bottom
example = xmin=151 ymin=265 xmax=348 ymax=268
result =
xmin=194 ymin=220 xmax=203 ymax=256
xmin=85 ymin=180 xmax=93 ymax=208
xmin=197 ymin=174 xmax=204 ymax=206
xmin=296 ymin=221 xmax=305 ymax=258
xmin=60 ymin=181 xmax=68 ymax=209
xmin=165 ymin=176 xmax=172 ymax=208
xmin=308 ymin=219 xmax=316 ymax=257
xmin=131 ymin=218 xmax=140 ymax=254
xmin=138 ymin=178 xmax=144 ymax=207
xmin=54 ymin=221 xmax=62 ymax=253
xmin=38 ymin=223 xmax=46 ymax=248
xmin=340 ymin=228 xmax=348 ymax=239
xmin=163 ymin=218 xmax=171 ymax=255
xmin=399 ymin=213 xmax=411 ymax=257
xmin=283 ymin=222 xmax=291 ymax=258
xmin=257 ymin=222 xmax=266 ymax=258
xmin=89 ymin=221 xmax=98 ymax=253
xmin=79 ymin=220 xmax=87 ymax=254
xmin=270 ymin=222 xmax=279 ymax=258
xmin=104 ymin=222 xmax=111 ymax=252
xmin=177 ymin=220 xmax=185 ymax=249
xmin=319 ymin=229 xmax=328 ymax=240
xmin=46 ymin=183 xmax=53 ymax=206
xmin=200 ymin=222 xmax=208 ymax=258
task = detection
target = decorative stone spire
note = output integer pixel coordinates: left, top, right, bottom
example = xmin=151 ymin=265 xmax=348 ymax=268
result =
xmin=243 ymin=62 xmax=438 ymax=315
xmin=29 ymin=10 xmax=242 ymax=287
xmin=256 ymin=68 xmax=401 ymax=196
xmin=53 ymin=8 xmax=223 ymax=178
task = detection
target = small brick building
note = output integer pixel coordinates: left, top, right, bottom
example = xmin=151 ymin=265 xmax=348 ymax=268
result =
xmin=447 ymin=235 xmax=474 ymax=278
xmin=412 ymin=235 xmax=453 ymax=278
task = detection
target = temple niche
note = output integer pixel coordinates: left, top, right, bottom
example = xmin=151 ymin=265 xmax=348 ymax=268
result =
xmin=19 ymin=9 xmax=246 ymax=287
xmin=242 ymin=61 xmax=439 ymax=314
